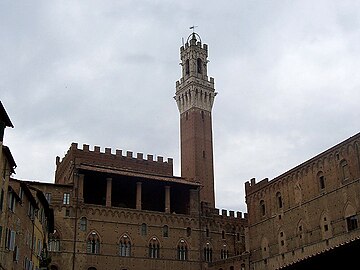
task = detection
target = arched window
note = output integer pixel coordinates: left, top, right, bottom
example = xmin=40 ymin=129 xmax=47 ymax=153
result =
xmin=186 ymin=227 xmax=191 ymax=237
xmin=260 ymin=200 xmax=266 ymax=216
xmin=197 ymin=58 xmax=202 ymax=73
xmin=148 ymin=237 xmax=160 ymax=258
xmin=276 ymin=192 xmax=283 ymax=208
xmin=141 ymin=223 xmax=147 ymax=236
xmin=87 ymin=231 xmax=100 ymax=254
xmin=79 ymin=217 xmax=87 ymax=231
xmin=119 ymin=234 xmax=131 ymax=257
xmin=341 ymin=160 xmax=350 ymax=181
xmin=220 ymin=248 xmax=229 ymax=259
xmin=204 ymin=246 xmax=212 ymax=262
xmin=185 ymin=59 xmax=190 ymax=75
xmin=88 ymin=268 xmax=97 ymax=270
xmin=163 ymin=225 xmax=169 ymax=237
xmin=177 ymin=239 xmax=188 ymax=260
xmin=48 ymin=230 xmax=60 ymax=252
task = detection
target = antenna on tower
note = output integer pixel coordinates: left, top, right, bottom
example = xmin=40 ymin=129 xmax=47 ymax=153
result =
xmin=182 ymin=37 xmax=184 ymax=46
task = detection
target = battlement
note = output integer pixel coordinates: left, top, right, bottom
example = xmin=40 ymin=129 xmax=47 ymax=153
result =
xmin=55 ymin=143 xmax=174 ymax=184
xmin=180 ymin=41 xmax=208 ymax=52
xmin=176 ymin=76 xmax=215 ymax=88
xmin=216 ymin=208 xmax=248 ymax=220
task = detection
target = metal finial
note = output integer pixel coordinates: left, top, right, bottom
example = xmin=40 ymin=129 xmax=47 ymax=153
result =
xmin=189 ymin=25 xmax=198 ymax=33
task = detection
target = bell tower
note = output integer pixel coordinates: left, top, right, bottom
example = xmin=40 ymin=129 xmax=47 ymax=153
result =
xmin=175 ymin=32 xmax=217 ymax=207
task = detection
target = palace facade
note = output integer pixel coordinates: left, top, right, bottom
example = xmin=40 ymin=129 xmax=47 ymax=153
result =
xmin=1 ymin=33 xmax=360 ymax=270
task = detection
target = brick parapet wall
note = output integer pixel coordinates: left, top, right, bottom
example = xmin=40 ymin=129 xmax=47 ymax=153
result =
xmin=55 ymin=143 xmax=174 ymax=184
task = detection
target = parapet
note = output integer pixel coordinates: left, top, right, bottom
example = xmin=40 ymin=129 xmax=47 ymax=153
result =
xmin=55 ymin=143 xmax=174 ymax=183
xmin=245 ymin=177 xmax=269 ymax=195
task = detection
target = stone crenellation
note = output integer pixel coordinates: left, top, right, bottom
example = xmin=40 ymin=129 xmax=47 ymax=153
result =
xmin=55 ymin=142 xmax=174 ymax=184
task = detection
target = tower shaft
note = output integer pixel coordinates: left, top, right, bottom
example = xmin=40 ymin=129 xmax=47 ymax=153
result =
xmin=175 ymin=33 xmax=217 ymax=207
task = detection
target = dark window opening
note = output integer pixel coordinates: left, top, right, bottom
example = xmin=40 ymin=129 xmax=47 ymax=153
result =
xmin=319 ymin=175 xmax=325 ymax=189
xmin=141 ymin=223 xmax=147 ymax=236
xmin=186 ymin=227 xmax=192 ymax=237
xmin=83 ymin=172 xmax=107 ymax=206
xmin=185 ymin=59 xmax=190 ymax=75
xmin=260 ymin=200 xmax=266 ymax=216
xmin=142 ymin=181 xmax=165 ymax=212
xmin=111 ymin=175 xmax=136 ymax=209
xmin=197 ymin=58 xmax=202 ymax=73
xmin=170 ymin=184 xmax=190 ymax=214
xmin=276 ymin=192 xmax=283 ymax=208
xmin=347 ymin=215 xmax=358 ymax=231
xmin=163 ymin=225 xmax=169 ymax=237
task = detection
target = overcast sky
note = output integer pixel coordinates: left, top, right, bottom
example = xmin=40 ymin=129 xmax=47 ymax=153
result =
xmin=1 ymin=1 xmax=360 ymax=213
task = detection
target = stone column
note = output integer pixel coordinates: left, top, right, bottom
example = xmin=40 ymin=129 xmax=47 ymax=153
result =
xmin=136 ymin=182 xmax=142 ymax=210
xmin=106 ymin=177 xmax=112 ymax=207
xmin=165 ymin=186 xmax=171 ymax=213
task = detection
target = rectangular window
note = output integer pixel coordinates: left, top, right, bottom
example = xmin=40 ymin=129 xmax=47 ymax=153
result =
xmin=63 ymin=193 xmax=70 ymax=205
xmin=8 ymin=191 xmax=16 ymax=213
xmin=319 ymin=176 xmax=325 ymax=189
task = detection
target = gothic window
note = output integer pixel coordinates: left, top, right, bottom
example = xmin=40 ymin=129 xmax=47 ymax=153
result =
xmin=220 ymin=248 xmax=229 ymax=259
xmin=79 ymin=217 xmax=87 ymax=231
xmin=148 ymin=237 xmax=160 ymax=258
xmin=346 ymin=215 xmax=358 ymax=231
xmin=206 ymin=226 xmax=209 ymax=237
xmin=197 ymin=58 xmax=202 ymax=73
xmin=260 ymin=200 xmax=266 ymax=216
xmin=119 ymin=235 xmax=131 ymax=257
xmin=341 ymin=160 xmax=350 ymax=181
xmin=141 ymin=223 xmax=147 ymax=236
xmin=221 ymin=230 xmax=225 ymax=239
xmin=276 ymin=192 xmax=283 ymax=209
xmin=48 ymin=230 xmax=60 ymax=252
xmin=163 ymin=225 xmax=169 ymax=237
xmin=204 ymin=246 xmax=212 ymax=262
xmin=177 ymin=239 xmax=188 ymax=260
xmin=185 ymin=59 xmax=190 ymax=75
xmin=87 ymin=231 xmax=100 ymax=254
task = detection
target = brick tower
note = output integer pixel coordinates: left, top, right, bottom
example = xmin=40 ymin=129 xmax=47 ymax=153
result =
xmin=175 ymin=32 xmax=217 ymax=208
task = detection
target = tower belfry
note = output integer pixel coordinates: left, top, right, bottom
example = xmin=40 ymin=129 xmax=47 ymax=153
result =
xmin=175 ymin=32 xmax=217 ymax=207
